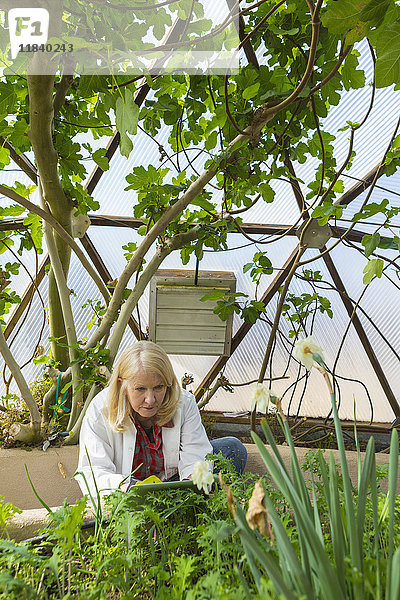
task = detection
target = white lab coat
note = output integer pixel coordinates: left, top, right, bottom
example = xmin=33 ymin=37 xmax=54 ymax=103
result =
xmin=76 ymin=386 xmax=212 ymax=497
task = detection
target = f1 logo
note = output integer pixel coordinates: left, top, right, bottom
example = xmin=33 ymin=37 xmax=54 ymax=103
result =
xmin=8 ymin=8 xmax=49 ymax=59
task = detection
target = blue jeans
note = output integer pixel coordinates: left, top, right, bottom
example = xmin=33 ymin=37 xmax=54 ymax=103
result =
xmin=210 ymin=436 xmax=247 ymax=475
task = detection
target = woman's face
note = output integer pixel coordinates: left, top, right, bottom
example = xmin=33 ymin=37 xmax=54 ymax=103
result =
xmin=125 ymin=370 xmax=167 ymax=421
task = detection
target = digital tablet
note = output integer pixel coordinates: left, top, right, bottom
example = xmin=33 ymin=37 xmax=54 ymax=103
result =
xmin=129 ymin=479 xmax=198 ymax=493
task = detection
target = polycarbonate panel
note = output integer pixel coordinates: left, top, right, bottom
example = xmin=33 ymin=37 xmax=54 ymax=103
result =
xmin=2 ymin=217 xmax=399 ymax=423
xmin=1 ymin=39 xmax=400 ymax=425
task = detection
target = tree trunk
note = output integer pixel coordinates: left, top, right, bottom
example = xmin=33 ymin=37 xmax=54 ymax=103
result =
xmin=0 ymin=326 xmax=41 ymax=442
xmin=9 ymin=422 xmax=39 ymax=444
xmin=47 ymin=221 xmax=72 ymax=370
xmin=27 ymin=66 xmax=73 ymax=370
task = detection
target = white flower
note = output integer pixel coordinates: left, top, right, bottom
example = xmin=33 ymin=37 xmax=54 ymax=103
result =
xmin=192 ymin=460 xmax=214 ymax=494
xmin=293 ymin=336 xmax=324 ymax=370
xmin=251 ymin=384 xmax=277 ymax=413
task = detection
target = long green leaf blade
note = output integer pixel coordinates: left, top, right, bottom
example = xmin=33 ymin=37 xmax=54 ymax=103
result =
xmin=385 ymin=428 xmax=399 ymax=599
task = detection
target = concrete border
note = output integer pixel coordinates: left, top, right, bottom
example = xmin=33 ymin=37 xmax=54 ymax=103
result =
xmin=0 ymin=446 xmax=81 ymax=510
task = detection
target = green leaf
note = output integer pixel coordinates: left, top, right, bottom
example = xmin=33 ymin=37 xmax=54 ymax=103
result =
xmin=78 ymin=75 xmax=108 ymax=97
xmin=92 ymin=148 xmax=109 ymax=171
xmin=258 ymin=182 xmax=275 ymax=203
xmin=23 ymin=213 xmax=43 ymax=251
xmin=360 ymin=0 xmax=391 ymax=26
xmin=312 ymin=202 xmax=342 ymax=226
xmin=341 ymin=52 xmax=365 ymax=91
xmin=375 ymin=21 xmax=400 ymax=88
xmin=12 ymin=182 xmax=35 ymax=199
xmin=0 ymin=204 xmax=25 ymax=218
xmin=210 ymin=104 xmax=227 ymax=128
xmin=6 ymin=119 xmax=30 ymax=153
xmin=0 ymin=146 xmax=10 ymax=166
xmin=190 ymin=197 xmax=215 ymax=212
xmin=243 ymin=263 xmax=253 ymax=274
xmin=0 ymin=82 xmax=17 ymax=118
xmin=204 ymin=130 xmax=218 ymax=151
xmin=352 ymin=198 xmax=389 ymax=221
xmin=362 ymin=232 xmax=380 ymax=258
xmin=393 ymin=235 xmax=400 ymax=252
xmin=115 ymin=88 xmax=139 ymax=157
xmin=32 ymin=355 xmax=50 ymax=365
xmin=322 ymin=0 xmax=369 ymax=44
xmin=242 ymin=83 xmax=260 ymax=100
xmin=125 ymin=165 xmax=168 ymax=190
xmin=200 ymin=290 xmax=226 ymax=302
xmin=363 ymin=258 xmax=384 ymax=284
xmin=180 ymin=246 xmax=191 ymax=265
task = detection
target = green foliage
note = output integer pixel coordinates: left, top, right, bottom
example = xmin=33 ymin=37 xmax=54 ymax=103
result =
xmin=0 ymin=440 xmax=399 ymax=599
xmin=312 ymin=201 xmax=343 ymax=226
xmin=81 ymin=298 xmax=108 ymax=330
xmin=341 ymin=51 xmax=366 ymax=91
xmin=29 ymin=377 xmax=52 ymax=409
xmin=363 ymin=258 xmax=384 ymax=284
xmin=243 ymin=252 xmax=273 ymax=286
xmin=0 ymin=0 xmax=400 ymax=441
xmin=235 ymin=402 xmax=400 ymax=600
xmin=49 ymin=499 xmax=87 ymax=551
xmin=115 ymin=87 xmax=139 ymax=157
xmin=32 ymin=336 xmax=111 ymax=392
xmin=91 ymin=148 xmax=109 ymax=171
xmin=122 ymin=241 xmax=138 ymax=261
xmin=200 ymin=290 xmax=266 ymax=325
xmin=375 ymin=21 xmax=400 ymax=88
xmin=66 ymin=342 xmax=110 ymax=389
xmin=0 ymin=459 xmax=269 ymax=599
xmin=0 ymin=287 xmax=21 ymax=328
xmin=353 ymin=198 xmax=400 ymax=224
xmin=282 ymin=290 xmax=333 ymax=337
xmin=322 ymin=0 xmax=370 ymax=44
xmin=360 ymin=0 xmax=392 ymax=28
xmin=362 ymin=232 xmax=381 ymax=258
xmin=0 ymin=496 xmax=22 ymax=539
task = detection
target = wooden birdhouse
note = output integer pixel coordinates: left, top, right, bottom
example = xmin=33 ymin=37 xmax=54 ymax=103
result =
xmin=149 ymin=269 xmax=236 ymax=356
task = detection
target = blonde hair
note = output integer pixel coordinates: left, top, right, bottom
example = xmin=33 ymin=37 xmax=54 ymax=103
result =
xmin=107 ymin=341 xmax=180 ymax=431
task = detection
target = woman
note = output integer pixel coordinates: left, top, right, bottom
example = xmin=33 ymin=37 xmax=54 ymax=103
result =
xmin=77 ymin=341 xmax=247 ymax=497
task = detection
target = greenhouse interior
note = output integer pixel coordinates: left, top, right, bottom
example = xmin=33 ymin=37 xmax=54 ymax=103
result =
xmin=1 ymin=1 xmax=400 ymax=598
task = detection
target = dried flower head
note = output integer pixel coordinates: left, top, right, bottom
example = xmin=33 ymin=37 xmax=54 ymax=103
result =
xmin=246 ymin=480 xmax=273 ymax=541
xmin=219 ymin=472 xmax=236 ymax=518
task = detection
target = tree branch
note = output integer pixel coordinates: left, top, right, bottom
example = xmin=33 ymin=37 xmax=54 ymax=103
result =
xmin=107 ymin=226 xmax=202 ymax=361
xmin=39 ymin=187 xmax=83 ymax=429
xmin=63 ymin=384 xmax=101 ymax=445
xmin=268 ymin=0 xmax=322 ymax=114
xmin=53 ymin=74 xmax=75 ymax=118
xmin=27 ymin=73 xmax=70 ymax=214
xmin=298 ymin=112 xmax=400 ymax=268
xmin=0 ymin=326 xmax=41 ymax=438
xmin=84 ymin=97 xmax=288 ymax=353
xmin=309 ymin=43 xmax=352 ymax=94
xmin=0 ymin=137 xmax=37 ymax=184
xmin=0 ymin=185 xmax=110 ymax=303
